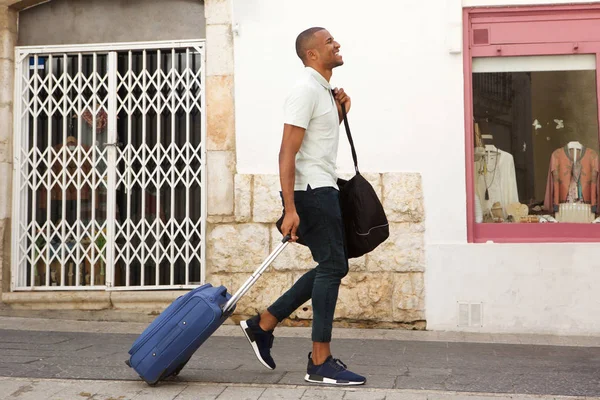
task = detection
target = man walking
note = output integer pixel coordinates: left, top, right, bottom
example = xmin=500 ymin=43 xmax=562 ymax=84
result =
xmin=240 ymin=27 xmax=366 ymax=386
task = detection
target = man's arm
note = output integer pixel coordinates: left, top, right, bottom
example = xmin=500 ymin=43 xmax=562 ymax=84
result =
xmin=279 ymin=123 xmax=305 ymax=242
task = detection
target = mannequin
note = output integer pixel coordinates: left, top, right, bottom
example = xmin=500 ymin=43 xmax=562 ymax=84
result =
xmin=544 ymin=142 xmax=599 ymax=212
xmin=568 ymin=141 xmax=583 ymax=164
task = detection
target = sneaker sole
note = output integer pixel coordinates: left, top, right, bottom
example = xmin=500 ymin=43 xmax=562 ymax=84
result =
xmin=239 ymin=320 xmax=274 ymax=370
xmin=304 ymin=374 xmax=366 ymax=386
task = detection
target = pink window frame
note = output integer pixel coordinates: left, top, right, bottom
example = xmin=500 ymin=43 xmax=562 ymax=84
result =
xmin=464 ymin=4 xmax=600 ymax=243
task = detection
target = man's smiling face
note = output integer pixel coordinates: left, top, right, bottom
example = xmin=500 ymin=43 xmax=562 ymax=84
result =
xmin=311 ymin=29 xmax=343 ymax=69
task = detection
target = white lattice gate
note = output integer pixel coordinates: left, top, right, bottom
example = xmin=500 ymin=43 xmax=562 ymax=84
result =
xmin=11 ymin=41 xmax=206 ymax=291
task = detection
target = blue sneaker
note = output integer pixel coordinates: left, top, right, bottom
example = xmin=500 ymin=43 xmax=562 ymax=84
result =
xmin=305 ymin=352 xmax=366 ymax=385
xmin=240 ymin=314 xmax=276 ymax=370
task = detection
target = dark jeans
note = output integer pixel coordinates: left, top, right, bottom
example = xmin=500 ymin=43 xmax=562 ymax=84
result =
xmin=267 ymin=185 xmax=349 ymax=342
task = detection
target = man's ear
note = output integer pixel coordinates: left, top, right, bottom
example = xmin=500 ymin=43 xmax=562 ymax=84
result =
xmin=307 ymin=50 xmax=316 ymax=60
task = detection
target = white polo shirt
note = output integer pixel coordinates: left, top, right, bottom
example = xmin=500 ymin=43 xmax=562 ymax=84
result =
xmin=283 ymin=67 xmax=340 ymax=191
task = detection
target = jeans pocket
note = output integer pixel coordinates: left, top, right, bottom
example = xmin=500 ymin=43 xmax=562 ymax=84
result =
xmin=306 ymin=201 xmax=339 ymax=264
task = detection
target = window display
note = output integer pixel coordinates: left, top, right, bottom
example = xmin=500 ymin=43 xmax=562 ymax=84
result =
xmin=472 ymin=56 xmax=600 ymax=224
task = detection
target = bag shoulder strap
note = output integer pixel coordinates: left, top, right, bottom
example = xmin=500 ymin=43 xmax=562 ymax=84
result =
xmin=332 ymin=89 xmax=359 ymax=174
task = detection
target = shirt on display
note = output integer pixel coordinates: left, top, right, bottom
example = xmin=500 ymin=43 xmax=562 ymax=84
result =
xmin=475 ymin=146 xmax=519 ymax=218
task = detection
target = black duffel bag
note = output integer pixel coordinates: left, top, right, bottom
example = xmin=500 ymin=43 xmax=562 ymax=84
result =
xmin=277 ymin=101 xmax=389 ymax=258
xmin=335 ymin=102 xmax=389 ymax=258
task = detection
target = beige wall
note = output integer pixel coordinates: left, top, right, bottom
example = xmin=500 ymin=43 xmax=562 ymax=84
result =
xmin=0 ymin=6 xmax=17 ymax=294
xmin=207 ymin=172 xmax=426 ymax=328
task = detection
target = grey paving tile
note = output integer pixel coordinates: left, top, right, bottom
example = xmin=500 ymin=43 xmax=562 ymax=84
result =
xmin=216 ymin=386 xmax=266 ymax=400
xmin=5 ymin=379 xmax=72 ymax=400
xmin=258 ymin=387 xmax=307 ymax=399
xmin=427 ymin=396 xmax=516 ymax=400
xmin=54 ymin=380 xmax=146 ymax=400
xmin=50 ymin=385 xmax=137 ymax=400
xmin=182 ymin=369 xmax=285 ymax=385
xmin=342 ymin=389 xmax=387 ymax=399
xmin=130 ymin=383 xmax=190 ymax=400
xmin=385 ymin=392 xmax=429 ymax=400
xmin=169 ymin=384 xmax=226 ymax=400
xmin=0 ymin=378 xmax=36 ymax=398
xmin=300 ymin=388 xmax=344 ymax=399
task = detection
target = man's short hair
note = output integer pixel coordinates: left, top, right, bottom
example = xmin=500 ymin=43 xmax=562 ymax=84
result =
xmin=295 ymin=27 xmax=325 ymax=63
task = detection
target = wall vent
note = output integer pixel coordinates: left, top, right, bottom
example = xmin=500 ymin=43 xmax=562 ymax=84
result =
xmin=458 ymin=302 xmax=483 ymax=327
xmin=473 ymin=29 xmax=489 ymax=45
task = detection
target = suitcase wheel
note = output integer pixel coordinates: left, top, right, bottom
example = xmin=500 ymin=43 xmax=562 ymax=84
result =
xmin=170 ymin=357 xmax=191 ymax=377
xmin=144 ymin=371 xmax=165 ymax=387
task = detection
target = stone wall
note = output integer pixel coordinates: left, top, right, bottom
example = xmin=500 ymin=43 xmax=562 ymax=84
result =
xmin=207 ymin=172 xmax=427 ymax=330
xmin=0 ymin=6 xmax=17 ymax=295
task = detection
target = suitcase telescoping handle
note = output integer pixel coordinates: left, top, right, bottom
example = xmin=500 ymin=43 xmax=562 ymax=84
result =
xmin=222 ymin=235 xmax=291 ymax=315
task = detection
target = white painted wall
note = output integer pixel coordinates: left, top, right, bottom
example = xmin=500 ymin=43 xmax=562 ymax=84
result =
xmin=231 ymin=0 xmax=600 ymax=335
xmin=427 ymin=243 xmax=600 ymax=334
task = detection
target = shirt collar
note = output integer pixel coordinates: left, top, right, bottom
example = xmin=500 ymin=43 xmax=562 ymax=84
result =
xmin=305 ymin=67 xmax=331 ymax=90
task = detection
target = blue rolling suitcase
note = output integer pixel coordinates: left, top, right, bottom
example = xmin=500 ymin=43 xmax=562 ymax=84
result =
xmin=125 ymin=235 xmax=290 ymax=385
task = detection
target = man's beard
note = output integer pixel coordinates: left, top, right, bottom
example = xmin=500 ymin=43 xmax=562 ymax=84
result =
xmin=331 ymin=59 xmax=344 ymax=68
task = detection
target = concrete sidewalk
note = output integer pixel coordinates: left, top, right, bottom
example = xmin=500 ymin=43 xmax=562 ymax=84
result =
xmin=1 ymin=377 xmax=599 ymax=400
xmin=0 ymin=316 xmax=599 ymax=399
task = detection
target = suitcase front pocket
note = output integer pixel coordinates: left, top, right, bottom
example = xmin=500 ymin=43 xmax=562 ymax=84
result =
xmin=152 ymin=299 xmax=208 ymax=359
xmin=155 ymin=325 xmax=184 ymax=356
xmin=130 ymin=292 xmax=202 ymax=355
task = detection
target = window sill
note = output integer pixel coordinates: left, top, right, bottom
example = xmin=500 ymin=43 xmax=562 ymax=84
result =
xmin=473 ymin=223 xmax=600 ymax=243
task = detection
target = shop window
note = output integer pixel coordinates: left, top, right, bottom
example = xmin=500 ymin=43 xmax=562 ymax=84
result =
xmin=473 ymin=55 xmax=599 ymax=224
xmin=465 ymin=5 xmax=600 ymax=242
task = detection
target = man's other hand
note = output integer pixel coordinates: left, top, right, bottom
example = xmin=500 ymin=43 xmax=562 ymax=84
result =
xmin=281 ymin=210 xmax=300 ymax=242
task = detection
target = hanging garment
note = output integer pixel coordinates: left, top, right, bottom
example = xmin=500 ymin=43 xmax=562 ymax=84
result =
xmin=475 ymin=146 xmax=519 ymax=218
xmin=543 ymin=145 xmax=598 ymax=212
